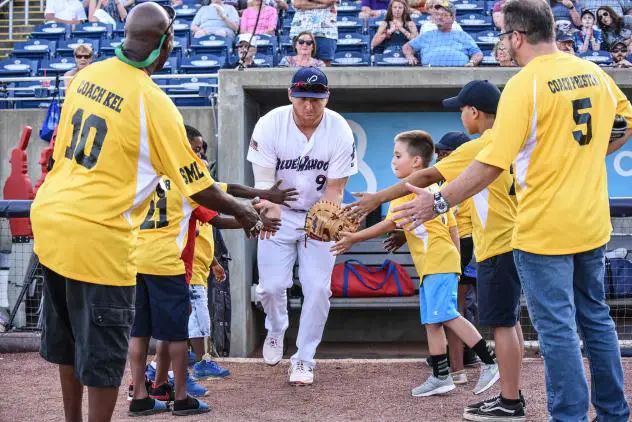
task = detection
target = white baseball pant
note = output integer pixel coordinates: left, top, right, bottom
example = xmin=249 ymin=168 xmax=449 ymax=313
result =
xmin=256 ymin=208 xmax=335 ymax=368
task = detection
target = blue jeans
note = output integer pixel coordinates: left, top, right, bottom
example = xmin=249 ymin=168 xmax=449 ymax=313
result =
xmin=514 ymin=246 xmax=629 ymax=422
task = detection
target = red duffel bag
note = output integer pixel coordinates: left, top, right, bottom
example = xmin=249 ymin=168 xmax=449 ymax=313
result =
xmin=331 ymin=259 xmax=414 ymax=297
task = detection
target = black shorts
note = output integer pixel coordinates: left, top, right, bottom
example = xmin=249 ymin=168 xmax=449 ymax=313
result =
xmin=460 ymin=236 xmax=476 ymax=286
xmin=131 ymin=273 xmax=190 ymax=341
xmin=40 ymin=267 xmax=135 ymax=388
xmin=477 ymin=251 xmax=521 ymax=327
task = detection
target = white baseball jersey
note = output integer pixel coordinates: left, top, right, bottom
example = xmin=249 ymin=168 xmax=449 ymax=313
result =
xmin=247 ymin=105 xmax=358 ymax=211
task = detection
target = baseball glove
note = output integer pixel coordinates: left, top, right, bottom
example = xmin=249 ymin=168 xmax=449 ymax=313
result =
xmin=611 ymin=115 xmax=627 ymax=143
xmin=301 ymin=200 xmax=360 ymax=242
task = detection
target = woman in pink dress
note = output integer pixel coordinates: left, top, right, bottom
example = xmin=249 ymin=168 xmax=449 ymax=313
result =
xmin=240 ymin=0 xmax=278 ymax=35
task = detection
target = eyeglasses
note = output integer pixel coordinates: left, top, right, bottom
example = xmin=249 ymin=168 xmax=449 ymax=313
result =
xmin=75 ymin=54 xmax=92 ymax=59
xmin=291 ymin=82 xmax=329 ymax=93
xmin=297 ymin=39 xmax=314 ymax=46
xmin=498 ymin=29 xmax=527 ymax=40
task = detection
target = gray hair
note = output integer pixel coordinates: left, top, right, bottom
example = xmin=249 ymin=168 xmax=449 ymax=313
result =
xmin=503 ymin=0 xmax=555 ymax=44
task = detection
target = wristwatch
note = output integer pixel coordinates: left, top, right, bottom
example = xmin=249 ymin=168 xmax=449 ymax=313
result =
xmin=433 ymin=192 xmax=450 ymax=215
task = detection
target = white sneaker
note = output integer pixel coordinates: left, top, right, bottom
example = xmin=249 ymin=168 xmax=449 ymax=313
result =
xmin=451 ymin=369 xmax=468 ymax=385
xmin=473 ymin=363 xmax=500 ymax=395
xmin=262 ymin=333 xmax=283 ymax=366
xmin=288 ymin=361 xmax=313 ymax=386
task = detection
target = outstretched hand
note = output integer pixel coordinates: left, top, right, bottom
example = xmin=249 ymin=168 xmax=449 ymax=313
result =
xmin=254 ymin=200 xmax=282 ymax=240
xmin=264 ymin=179 xmax=298 ymax=207
xmin=344 ymin=192 xmax=381 ymax=221
xmin=330 ymin=231 xmax=355 ymax=256
xmin=390 ymin=183 xmax=435 ymax=230
xmin=383 ymin=230 xmax=406 ymax=253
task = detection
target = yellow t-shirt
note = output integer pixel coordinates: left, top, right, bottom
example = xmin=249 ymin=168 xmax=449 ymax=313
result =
xmin=455 ymin=198 xmax=473 ymax=238
xmin=476 ymin=52 xmax=632 ymax=255
xmin=435 ymin=131 xmax=516 ymax=262
xmin=31 ymin=58 xmax=213 ymax=286
xmin=190 ymin=223 xmax=214 ymax=288
xmin=386 ymin=185 xmax=461 ymax=281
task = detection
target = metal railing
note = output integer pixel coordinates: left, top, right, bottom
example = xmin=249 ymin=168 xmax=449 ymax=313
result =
xmin=1 ymin=0 xmax=40 ymax=41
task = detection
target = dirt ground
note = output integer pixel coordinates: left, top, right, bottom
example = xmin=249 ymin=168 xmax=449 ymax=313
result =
xmin=1 ymin=353 xmax=631 ymax=421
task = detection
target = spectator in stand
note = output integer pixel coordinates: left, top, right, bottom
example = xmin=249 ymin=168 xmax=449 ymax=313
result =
xmin=278 ymin=31 xmax=326 ymax=67
xmin=609 ymin=40 xmax=632 ymax=67
xmin=359 ymin=0 xmax=389 ymax=19
xmin=240 ymin=0 xmax=277 ymax=34
xmin=597 ymin=6 xmax=632 ymax=50
xmin=574 ymin=9 xmax=603 ymax=53
xmin=556 ymin=30 xmax=576 ymax=55
xmin=492 ymin=41 xmax=514 ymax=66
xmin=550 ymin=0 xmax=581 ymax=33
xmin=420 ymin=0 xmax=463 ymax=32
xmin=44 ymin=0 xmax=87 ymax=24
xmin=408 ymin=0 xmax=427 ymax=15
xmin=191 ymin=0 xmax=240 ymax=42
xmin=491 ymin=0 xmax=506 ymax=29
xmin=371 ymin=0 xmax=418 ymax=51
xmin=403 ymin=0 xmax=482 ymax=67
xmin=290 ymin=0 xmax=338 ymax=65
xmin=235 ymin=34 xmax=258 ymax=67
xmin=64 ymin=44 xmax=93 ymax=89
xmin=88 ymin=0 xmax=128 ymax=23
xmin=579 ymin=0 xmax=632 ymax=15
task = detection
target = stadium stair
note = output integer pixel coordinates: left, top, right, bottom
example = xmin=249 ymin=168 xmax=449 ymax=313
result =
xmin=0 ymin=0 xmax=44 ymax=60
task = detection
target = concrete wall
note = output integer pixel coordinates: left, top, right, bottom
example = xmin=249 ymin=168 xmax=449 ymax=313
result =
xmin=0 ymin=108 xmax=218 ymax=198
xmin=218 ymin=67 xmax=632 ymax=357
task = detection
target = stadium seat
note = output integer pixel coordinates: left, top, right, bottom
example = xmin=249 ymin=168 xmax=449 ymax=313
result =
xmin=190 ymin=34 xmax=229 ymax=56
xmin=11 ymin=40 xmax=56 ymax=60
xmin=456 ymin=13 xmax=492 ymax=31
xmin=414 ymin=14 xmax=432 ymax=28
xmin=331 ymin=51 xmax=370 ymax=66
xmin=100 ymin=37 xmax=123 ymax=57
xmin=284 ymin=5 xmax=296 ymax=21
xmin=173 ymin=19 xmax=192 ymax=38
xmin=38 ymin=57 xmax=76 ymax=76
xmin=282 ymin=17 xmax=293 ymax=34
xmin=453 ymin=0 xmax=484 ymax=14
xmin=374 ymin=49 xmax=409 ymax=66
xmin=336 ymin=32 xmax=369 ymax=53
xmin=180 ymin=54 xmax=225 ymax=73
xmin=153 ymin=55 xmax=180 ymax=75
xmin=336 ymin=16 xmax=363 ymax=33
xmin=472 ymin=29 xmax=499 ymax=50
xmin=31 ymin=23 xmax=69 ymax=41
xmin=480 ymin=50 xmax=499 ymax=66
xmin=56 ymin=38 xmax=100 ymax=58
xmin=249 ymin=34 xmax=277 ymax=55
xmin=175 ymin=3 xmax=198 ymax=19
xmin=71 ymin=22 xmax=112 ymax=39
xmin=9 ymin=81 xmax=51 ymax=109
xmin=252 ymin=54 xmax=274 ymax=68
xmin=279 ymin=34 xmax=293 ymax=56
xmin=368 ymin=16 xmax=385 ymax=32
xmin=136 ymin=0 xmax=169 ymax=5
xmin=338 ymin=1 xmax=361 ymax=17
xmin=112 ymin=21 xmax=125 ymax=38
xmin=172 ymin=36 xmax=190 ymax=57
xmin=0 ymin=58 xmax=38 ymax=77
xmin=579 ymin=50 xmax=612 ymax=65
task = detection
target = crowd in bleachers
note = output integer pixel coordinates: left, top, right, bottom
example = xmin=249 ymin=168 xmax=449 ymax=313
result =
xmin=1 ymin=0 xmax=632 ymax=108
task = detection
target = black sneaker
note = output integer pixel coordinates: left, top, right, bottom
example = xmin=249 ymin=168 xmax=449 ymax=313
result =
xmin=128 ymin=397 xmax=169 ymax=417
xmin=149 ymin=382 xmax=174 ymax=402
xmin=465 ymin=392 xmax=526 ymax=412
xmin=463 ymin=397 xmax=525 ymax=421
xmin=172 ymin=395 xmax=211 ymax=416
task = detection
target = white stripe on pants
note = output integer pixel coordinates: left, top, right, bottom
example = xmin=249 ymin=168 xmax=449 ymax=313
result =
xmin=256 ymin=208 xmax=335 ymax=368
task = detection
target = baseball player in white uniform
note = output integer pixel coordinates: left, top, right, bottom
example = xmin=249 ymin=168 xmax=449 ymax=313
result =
xmin=247 ymin=67 xmax=358 ymax=385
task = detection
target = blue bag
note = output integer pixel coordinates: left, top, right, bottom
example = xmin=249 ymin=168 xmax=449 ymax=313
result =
xmin=39 ymin=97 xmax=60 ymax=142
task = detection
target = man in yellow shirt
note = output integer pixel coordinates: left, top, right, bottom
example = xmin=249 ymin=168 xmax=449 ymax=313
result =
xmin=388 ymin=1 xmax=632 ymax=420
xmin=332 ymin=131 xmax=499 ymax=399
xmin=31 ymin=4 xmax=262 ymax=421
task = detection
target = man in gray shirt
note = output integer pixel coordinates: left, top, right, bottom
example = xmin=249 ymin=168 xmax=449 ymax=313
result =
xmin=191 ymin=0 xmax=240 ymax=43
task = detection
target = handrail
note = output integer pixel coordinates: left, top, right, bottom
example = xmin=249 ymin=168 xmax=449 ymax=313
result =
xmin=0 ymin=0 xmax=14 ymax=40
xmin=0 ymin=72 xmax=220 ymax=83
xmin=25 ymin=0 xmax=28 ymax=25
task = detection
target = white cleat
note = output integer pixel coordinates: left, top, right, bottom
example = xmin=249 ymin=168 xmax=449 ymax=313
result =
xmin=288 ymin=361 xmax=313 ymax=386
xmin=262 ymin=333 xmax=284 ymax=366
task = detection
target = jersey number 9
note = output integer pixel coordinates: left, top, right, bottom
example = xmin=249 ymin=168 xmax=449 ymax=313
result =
xmin=315 ymin=174 xmax=327 ymax=191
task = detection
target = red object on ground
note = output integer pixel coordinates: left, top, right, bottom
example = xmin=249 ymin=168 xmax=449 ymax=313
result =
xmin=3 ymin=126 xmax=35 ymax=238
xmin=331 ymin=259 xmax=414 ymax=297
xmin=34 ymin=128 xmax=57 ymax=194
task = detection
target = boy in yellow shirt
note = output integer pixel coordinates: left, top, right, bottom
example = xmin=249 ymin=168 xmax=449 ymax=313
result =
xmin=331 ymin=131 xmax=499 ymax=397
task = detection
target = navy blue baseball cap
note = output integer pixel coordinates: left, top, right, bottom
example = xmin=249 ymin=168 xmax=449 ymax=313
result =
xmin=290 ymin=67 xmax=329 ymax=99
xmin=435 ymin=132 xmax=471 ymax=152
xmin=442 ymin=80 xmax=501 ymax=114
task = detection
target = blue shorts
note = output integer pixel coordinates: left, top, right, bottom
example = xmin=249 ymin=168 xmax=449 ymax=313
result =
xmin=315 ymin=37 xmax=337 ymax=61
xmin=477 ymin=251 xmax=521 ymax=327
xmin=131 ymin=273 xmax=190 ymax=341
xmin=419 ymin=273 xmax=460 ymax=324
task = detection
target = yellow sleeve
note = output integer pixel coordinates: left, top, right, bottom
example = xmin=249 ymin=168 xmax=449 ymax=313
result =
xmin=447 ymin=210 xmax=457 ymax=228
xmin=434 ymin=141 xmax=480 ymax=182
xmin=144 ymin=88 xmax=214 ymax=197
xmin=601 ymin=68 xmax=632 ymax=127
xmin=385 ymin=194 xmax=415 ymax=221
xmin=476 ymin=76 xmax=533 ymax=171
xmin=218 ymin=182 xmax=228 ymax=192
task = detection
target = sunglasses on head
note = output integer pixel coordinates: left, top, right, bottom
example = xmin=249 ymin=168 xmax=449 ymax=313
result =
xmin=291 ymin=82 xmax=328 ymax=93
xmin=75 ymin=54 xmax=92 ymax=59
xmin=297 ymin=39 xmax=314 ymax=46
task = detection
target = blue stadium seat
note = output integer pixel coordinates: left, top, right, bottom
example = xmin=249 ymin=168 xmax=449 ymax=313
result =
xmin=56 ymin=38 xmax=100 ymax=57
xmin=136 ymin=0 xmax=169 ymax=5
xmin=456 ymin=13 xmax=492 ymax=31
xmin=250 ymin=34 xmax=276 ymax=55
xmin=331 ymin=51 xmax=370 ymax=66
xmin=336 ymin=32 xmax=369 ymax=53
xmin=190 ymin=34 xmax=229 ymax=56
xmin=9 ymin=81 xmax=51 ymax=109
xmin=374 ymin=49 xmax=409 ymax=66
xmin=153 ymin=55 xmax=180 ymax=74
xmin=336 ymin=16 xmax=363 ymax=33
xmin=338 ymin=1 xmax=361 ymax=17
xmin=152 ymin=77 xmax=169 ymax=94
xmin=172 ymin=36 xmax=189 ymax=57
xmin=472 ymin=29 xmax=499 ymax=50
xmin=100 ymin=37 xmax=123 ymax=57
xmin=279 ymin=34 xmax=293 ymax=56
xmin=0 ymin=58 xmax=38 ymax=77
xmin=11 ymin=40 xmax=56 ymax=60
xmin=180 ymin=54 xmax=225 ymax=73
xmin=579 ymin=50 xmax=612 ymax=66
xmin=39 ymin=57 xmax=75 ymax=76
xmin=368 ymin=16 xmax=385 ymax=32
xmin=71 ymin=22 xmax=112 ymax=39
xmin=31 ymin=23 xmax=69 ymax=41
xmin=173 ymin=19 xmax=193 ymax=38
xmin=112 ymin=21 xmax=125 ymax=38
xmin=167 ymin=76 xmax=217 ymax=100
xmin=453 ymin=0 xmax=484 ymax=14
xmin=175 ymin=3 xmax=198 ymax=19
xmin=252 ymin=54 xmax=274 ymax=68
xmin=282 ymin=17 xmax=293 ymax=33
xmin=414 ymin=14 xmax=432 ymax=28
xmin=480 ymin=50 xmax=498 ymax=66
